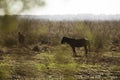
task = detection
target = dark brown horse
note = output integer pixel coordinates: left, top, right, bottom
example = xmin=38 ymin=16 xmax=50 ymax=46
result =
xmin=61 ymin=37 xmax=90 ymax=57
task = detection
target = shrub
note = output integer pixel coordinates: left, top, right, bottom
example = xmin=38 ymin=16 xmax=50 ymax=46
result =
xmin=0 ymin=63 xmax=12 ymax=80
xmin=54 ymin=46 xmax=74 ymax=64
xmin=3 ymin=36 xmax=17 ymax=47
xmin=14 ymin=62 xmax=40 ymax=79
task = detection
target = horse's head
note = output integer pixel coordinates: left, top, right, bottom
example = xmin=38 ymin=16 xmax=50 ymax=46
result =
xmin=61 ymin=37 xmax=67 ymax=44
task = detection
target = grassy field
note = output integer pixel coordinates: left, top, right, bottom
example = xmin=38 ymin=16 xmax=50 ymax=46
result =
xmin=0 ymin=16 xmax=120 ymax=80
xmin=0 ymin=45 xmax=119 ymax=80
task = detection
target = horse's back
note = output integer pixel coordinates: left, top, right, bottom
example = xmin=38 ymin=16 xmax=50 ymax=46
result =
xmin=70 ymin=38 xmax=87 ymax=47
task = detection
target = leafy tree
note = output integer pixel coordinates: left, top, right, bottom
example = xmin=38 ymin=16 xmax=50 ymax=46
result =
xmin=0 ymin=0 xmax=45 ymax=31
xmin=0 ymin=0 xmax=45 ymax=46
xmin=0 ymin=0 xmax=45 ymax=15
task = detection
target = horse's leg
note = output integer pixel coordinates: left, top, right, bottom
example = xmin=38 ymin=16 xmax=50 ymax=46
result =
xmin=72 ymin=47 xmax=77 ymax=57
xmin=84 ymin=46 xmax=88 ymax=56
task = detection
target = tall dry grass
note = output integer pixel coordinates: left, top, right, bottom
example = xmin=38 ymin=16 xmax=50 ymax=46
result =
xmin=0 ymin=16 xmax=120 ymax=51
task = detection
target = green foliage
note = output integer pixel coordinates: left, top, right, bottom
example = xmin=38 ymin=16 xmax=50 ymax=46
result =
xmin=38 ymin=25 xmax=48 ymax=35
xmin=0 ymin=63 xmax=12 ymax=80
xmin=2 ymin=35 xmax=17 ymax=47
xmin=35 ymin=63 xmax=46 ymax=71
xmin=14 ymin=62 xmax=40 ymax=78
xmin=0 ymin=15 xmax=18 ymax=33
xmin=54 ymin=45 xmax=74 ymax=64
xmin=93 ymin=34 xmax=105 ymax=51
xmin=0 ymin=0 xmax=45 ymax=15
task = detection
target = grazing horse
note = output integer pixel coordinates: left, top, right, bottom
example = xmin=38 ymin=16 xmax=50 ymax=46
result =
xmin=61 ymin=37 xmax=90 ymax=57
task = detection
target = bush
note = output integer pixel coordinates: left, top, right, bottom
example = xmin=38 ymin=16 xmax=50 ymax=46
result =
xmin=54 ymin=46 xmax=74 ymax=64
xmin=14 ymin=62 xmax=40 ymax=79
xmin=0 ymin=63 xmax=12 ymax=80
xmin=3 ymin=36 xmax=17 ymax=47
